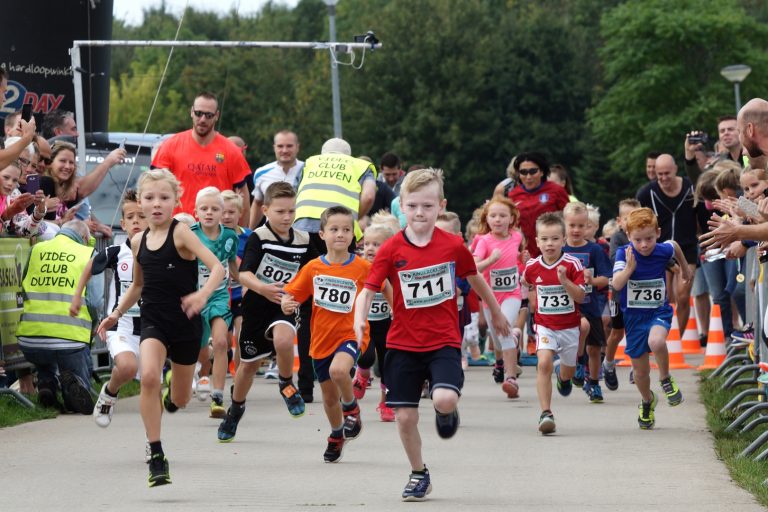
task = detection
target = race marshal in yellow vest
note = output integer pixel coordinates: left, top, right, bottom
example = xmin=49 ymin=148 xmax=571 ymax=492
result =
xmin=294 ymin=138 xmax=377 ymax=246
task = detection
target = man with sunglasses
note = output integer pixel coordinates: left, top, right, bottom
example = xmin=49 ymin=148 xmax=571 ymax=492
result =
xmin=152 ymin=92 xmax=252 ymax=215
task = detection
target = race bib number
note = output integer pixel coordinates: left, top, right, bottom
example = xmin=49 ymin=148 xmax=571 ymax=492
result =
xmin=368 ymin=292 xmax=390 ymax=321
xmin=313 ymin=275 xmax=357 ymax=313
xmin=490 ymin=266 xmax=518 ymax=292
xmin=536 ymin=284 xmax=574 ymax=315
xmin=198 ymin=263 xmax=229 ymax=289
xmin=256 ymin=253 xmax=300 ymax=284
xmin=119 ymin=281 xmax=140 ymax=317
xmin=398 ymin=263 xmax=455 ymax=309
xmin=627 ymin=278 xmax=665 ymax=309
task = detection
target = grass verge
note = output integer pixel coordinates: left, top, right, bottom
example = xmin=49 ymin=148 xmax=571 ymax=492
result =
xmin=700 ymin=371 xmax=768 ymax=507
xmin=0 ymin=377 xmax=140 ymax=429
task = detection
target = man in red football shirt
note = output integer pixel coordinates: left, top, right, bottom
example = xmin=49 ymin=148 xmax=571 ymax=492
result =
xmin=152 ymin=92 xmax=252 ymax=215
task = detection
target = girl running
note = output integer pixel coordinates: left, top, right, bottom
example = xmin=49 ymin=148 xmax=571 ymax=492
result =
xmin=97 ymin=168 xmax=225 ymax=487
xmin=472 ymin=197 xmax=524 ymax=398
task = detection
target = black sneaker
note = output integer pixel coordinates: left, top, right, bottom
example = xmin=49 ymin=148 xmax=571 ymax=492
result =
xmin=435 ymin=409 xmax=460 ymax=439
xmin=217 ymin=406 xmax=244 ymax=443
xmin=148 ymin=454 xmax=171 ymax=487
xmin=402 ymin=468 xmax=432 ymax=501
xmin=279 ymin=382 xmax=306 ymax=418
xmin=59 ymin=370 xmax=94 ymax=415
xmin=323 ymin=435 xmax=344 ymax=463
xmin=555 ymin=363 xmax=572 ymax=397
xmin=300 ymin=392 xmax=314 ymax=404
xmin=492 ymin=361 xmax=504 ymax=384
xmin=603 ymin=362 xmax=619 ymax=391
xmin=572 ymin=362 xmax=585 ymax=388
xmin=37 ymin=384 xmax=63 ymax=411
xmin=342 ymin=404 xmax=362 ymax=440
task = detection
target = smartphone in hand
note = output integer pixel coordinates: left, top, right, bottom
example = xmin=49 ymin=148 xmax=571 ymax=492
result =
xmin=26 ymin=173 xmax=40 ymax=193
xmin=737 ymin=195 xmax=760 ymax=219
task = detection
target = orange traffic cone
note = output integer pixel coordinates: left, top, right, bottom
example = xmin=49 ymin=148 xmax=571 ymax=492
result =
xmin=617 ymin=337 xmax=632 ymax=367
xmin=666 ymin=312 xmax=692 ymax=369
xmin=698 ymin=304 xmax=726 ymax=370
xmin=292 ymin=335 xmax=300 ymax=373
xmin=228 ymin=334 xmax=237 ymax=377
xmin=681 ymin=297 xmax=702 ymax=354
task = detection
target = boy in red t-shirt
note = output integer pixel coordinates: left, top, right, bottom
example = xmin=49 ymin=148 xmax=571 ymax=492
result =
xmin=522 ymin=212 xmax=586 ymax=435
xmin=281 ymin=206 xmax=370 ymax=464
xmin=354 ymin=168 xmax=510 ymax=502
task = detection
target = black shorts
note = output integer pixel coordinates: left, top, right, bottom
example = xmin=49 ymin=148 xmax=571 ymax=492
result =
xmin=230 ymin=296 xmax=243 ymax=319
xmin=384 ymin=346 xmax=464 ymax=408
xmin=239 ymin=304 xmax=298 ymax=362
xmin=584 ymin=314 xmax=606 ymax=347
xmin=140 ymin=304 xmax=202 ymax=365
xmin=681 ymin=244 xmax=699 ymax=267
xmin=609 ymin=298 xmax=625 ymax=330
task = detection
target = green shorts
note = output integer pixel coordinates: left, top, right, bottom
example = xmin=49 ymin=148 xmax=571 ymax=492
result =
xmin=200 ymin=299 xmax=233 ymax=348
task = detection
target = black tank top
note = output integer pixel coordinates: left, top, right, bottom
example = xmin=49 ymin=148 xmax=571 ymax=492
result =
xmin=138 ymin=219 xmax=198 ymax=306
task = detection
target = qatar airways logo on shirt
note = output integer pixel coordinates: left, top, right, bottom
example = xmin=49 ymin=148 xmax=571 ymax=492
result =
xmin=186 ymin=163 xmax=218 ymax=176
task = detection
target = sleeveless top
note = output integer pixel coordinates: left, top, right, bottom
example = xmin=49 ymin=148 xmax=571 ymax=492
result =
xmin=138 ymin=219 xmax=198 ymax=306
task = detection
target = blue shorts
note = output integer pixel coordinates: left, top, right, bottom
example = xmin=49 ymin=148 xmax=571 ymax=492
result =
xmin=312 ymin=341 xmax=359 ymax=383
xmin=623 ymin=305 xmax=673 ymax=359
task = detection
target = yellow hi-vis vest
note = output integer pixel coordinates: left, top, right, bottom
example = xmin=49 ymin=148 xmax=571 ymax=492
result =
xmin=295 ymin=154 xmax=375 ymax=240
xmin=17 ymin=235 xmax=94 ymax=344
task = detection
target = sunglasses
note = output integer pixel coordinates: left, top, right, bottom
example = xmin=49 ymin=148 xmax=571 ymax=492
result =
xmin=17 ymin=157 xmax=32 ymax=168
xmin=193 ymin=110 xmax=216 ymax=120
xmin=518 ymin=167 xmax=540 ymax=176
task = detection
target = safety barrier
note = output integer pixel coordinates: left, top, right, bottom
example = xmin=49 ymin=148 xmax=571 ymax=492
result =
xmin=0 ymin=233 xmax=115 ymax=408
xmin=706 ymin=247 xmax=768 ymax=470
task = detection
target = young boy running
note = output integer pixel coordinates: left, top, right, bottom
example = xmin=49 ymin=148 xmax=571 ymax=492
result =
xmin=522 ymin=212 xmax=586 ymax=435
xmin=611 ymin=207 xmax=691 ymax=429
xmin=562 ymin=202 xmax=611 ymax=403
xmin=217 ymin=182 xmax=316 ymax=442
xmin=281 ymin=205 xmax=370 ymax=463
xmin=354 ymin=168 xmax=510 ymax=501
xmin=70 ymin=189 xmax=148 ymax=427
xmin=191 ymin=187 xmax=240 ymax=419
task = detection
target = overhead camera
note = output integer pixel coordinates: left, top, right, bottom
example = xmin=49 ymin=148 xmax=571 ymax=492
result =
xmin=353 ymin=31 xmax=379 ymax=46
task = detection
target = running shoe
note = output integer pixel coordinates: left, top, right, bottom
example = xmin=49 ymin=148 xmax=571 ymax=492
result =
xmin=501 ymin=376 xmax=519 ymax=399
xmin=196 ymin=376 xmax=211 ymax=401
xmin=538 ymin=410 xmax=556 ymax=435
xmin=572 ymin=363 xmax=585 ymax=388
xmin=352 ymin=370 xmax=368 ymax=400
xmin=435 ymin=408 xmax=460 ymax=439
xmin=279 ymin=382 xmax=306 ymax=417
xmin=60 ymin=370 xmax=94 ymax=415
xmin=162 ymin=388 xmax=178 ymax=413
xmin=210 ymin=396 xmax=227 ymax=419
xmin=148 ymin=454 xmax=171 ymax=487
xmin=588 ymin=383 xmax=604 ymax=403
xmin=555 ymin=363 xmax=572 ymax=397
xmin=492 ymin=361 xmax=505 ymax=384
xmin=323 ymin=436 xmax=344 ymax=463
xmin=217 ymin=406 xmax=244 ymax=442
xmin=342 ymin=404 xmax=363 ymax=440
xmin=264 ymin=359 xmax=279 ymax=379
xmin=583 ymin=379 xmax=593 ymax=398
xmin=93 ymin=382 xmax=117 ymax=428
xmin=402 ymin=468 xmax=432 ymax=501
xmin=660 ymin=376 xmax=684 ymax=406
xmin=377 ymin=402 xmax=395 ymax=422
xmin=603 ymin=361 xmax=619 ymax=391
xmin=638 ymin=391 xmax=657 ymax=430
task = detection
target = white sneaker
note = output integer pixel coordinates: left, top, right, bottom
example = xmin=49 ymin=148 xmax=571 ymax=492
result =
xmin=93 ymin=382 xmax=117 ymax=428
xmin=196 ymin=376 xmax=211 ymax=401
xmin=264 ymin=360 xmax=279 ymax=380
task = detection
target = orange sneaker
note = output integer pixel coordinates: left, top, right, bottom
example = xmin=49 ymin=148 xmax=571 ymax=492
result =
xmin=377 ymin=402 xmax=395 ymax=422
xmin=501 ymin=377 xmax=519 ymax=399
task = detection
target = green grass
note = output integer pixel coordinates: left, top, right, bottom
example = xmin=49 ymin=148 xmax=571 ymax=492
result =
xmin=700 ymin=371 xmax=768 ymax=507
xmin=0 ymin=377 xmax=141 ymax=429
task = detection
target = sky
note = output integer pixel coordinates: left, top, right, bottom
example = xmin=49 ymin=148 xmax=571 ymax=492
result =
xmin=113 ymin=0 xmax=300 ymax=26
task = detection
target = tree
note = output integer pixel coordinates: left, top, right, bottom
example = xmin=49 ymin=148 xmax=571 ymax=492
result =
xmin=586 ymin=0 xmax=768 ymax=211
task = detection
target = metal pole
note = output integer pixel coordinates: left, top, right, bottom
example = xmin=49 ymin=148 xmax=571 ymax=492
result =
xmin=734 ymin=82 xmax=742 ymax=114
xmin=70 ymin=46 xmax=87 ymax=176
xmin=327 ymin=4 xmax=342 ymax=138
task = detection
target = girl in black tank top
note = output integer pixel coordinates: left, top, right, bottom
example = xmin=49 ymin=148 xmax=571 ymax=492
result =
xmin=95 ymin=169 xmax=227 ymax=488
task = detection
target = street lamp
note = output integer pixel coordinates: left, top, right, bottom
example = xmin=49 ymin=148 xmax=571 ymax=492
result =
xmin=720 ymin=64 xmax=751 ymax=114
xmin=324 ymin=0 xmax=342 ymax=138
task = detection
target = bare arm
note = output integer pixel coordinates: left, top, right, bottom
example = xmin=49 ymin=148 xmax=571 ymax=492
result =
xmin=467 ymin=273 xmax=511 ymax=337
xmin=249 ymin=199 xmax=264 ymax=230
xmin=611 ymin=247 xmax=635 ymax=292
xmin=670 ymin=241 xmax=693 ymax=282
xmin=69 ymin=257 xmax=95 ymax=317
xmin=0 ymin=119 xmax=36 ymax=169
xmin=557 ymin=266 xmax=586 ymax=304
xmin=354 ymin=288 xmax=376 ymax=344
xmin=96 ymin=235 xmax=144 ymax=339
xmin=176 ymin=224 xmax=226 ymax=317
xmin=358 ymin=179 xmax=377 ymax=218
xmin=76 ymin=148 xmax=127 ymax=198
